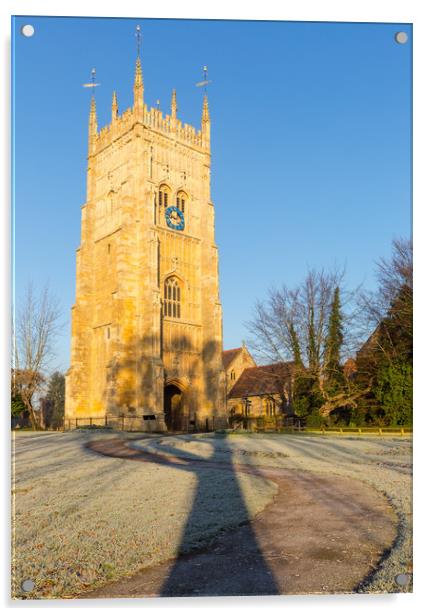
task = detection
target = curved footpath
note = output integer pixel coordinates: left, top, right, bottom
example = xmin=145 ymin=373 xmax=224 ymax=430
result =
xmin=81 ymin=436 xmax=398 ymax=598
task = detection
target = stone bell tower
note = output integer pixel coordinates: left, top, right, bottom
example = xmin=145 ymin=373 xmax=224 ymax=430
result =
xmin=65 ymin=46 xmax=227 ymax=431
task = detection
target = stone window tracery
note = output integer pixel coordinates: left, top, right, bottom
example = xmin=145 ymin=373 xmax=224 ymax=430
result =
xmin=164 ymin=276 xmax=181 ymax=319
xmin=264 ymin=397 xmax=276 ymax=416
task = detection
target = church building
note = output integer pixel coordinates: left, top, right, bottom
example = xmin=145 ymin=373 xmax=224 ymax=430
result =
xmin=65 ymin=45 xmax=227 ymax=431
xmin=223 ymin=346 xmax=295 ymax=427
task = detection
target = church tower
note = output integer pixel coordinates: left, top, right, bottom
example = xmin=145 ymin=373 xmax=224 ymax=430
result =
xmin=65 ymin=42 xmax=227 ymax=431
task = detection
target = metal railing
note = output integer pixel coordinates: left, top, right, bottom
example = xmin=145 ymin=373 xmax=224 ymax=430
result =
xmin=62 ymin=416 xmax=412 ymax=436
xmin=63 ymin=415 xmax=219 ymax=433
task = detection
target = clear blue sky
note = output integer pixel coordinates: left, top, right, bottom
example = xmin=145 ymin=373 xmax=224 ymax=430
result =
xmin=12 ymin=16 xmax=412 ymax=372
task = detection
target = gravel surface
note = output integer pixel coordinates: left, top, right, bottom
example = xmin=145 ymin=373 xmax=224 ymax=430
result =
xmin=132 ymin=432 xmax=412 ymax=593
xmin=11 ymin=431 xmax=277 ymax=599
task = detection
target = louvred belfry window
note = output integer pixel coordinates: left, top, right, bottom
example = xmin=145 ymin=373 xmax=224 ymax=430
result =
xmin=159 ymin=184 xmax=170 ymax=209
xmin=176 ymin=191 xmax=187 ymax=214
xmin=164 ymin=277 xmax=181 ymax=319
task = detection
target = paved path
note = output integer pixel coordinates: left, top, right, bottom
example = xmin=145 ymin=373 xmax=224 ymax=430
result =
xmin=81 ymin=437 xmax=398 ymax=598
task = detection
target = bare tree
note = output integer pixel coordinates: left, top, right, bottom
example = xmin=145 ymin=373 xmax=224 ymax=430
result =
xmin=247 ymin=268 xmax=368 ymax=417
xmin=12 ymin=284 xmax=62 ymax=430
xmin=358 ymin=237 xmax=413 ymax=364
xmin=248 ymin=269 xmax=342 ymax=364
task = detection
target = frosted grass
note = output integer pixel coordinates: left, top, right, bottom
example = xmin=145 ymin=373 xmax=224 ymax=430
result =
xmin=12 ymin=431 xmax=277 ymax=599
xmin=135 ymin=432 xmax=412 ymax=593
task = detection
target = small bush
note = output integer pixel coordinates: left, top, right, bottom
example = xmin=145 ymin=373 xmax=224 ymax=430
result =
xmin=306 ymin=412 xmax=324 ymax=428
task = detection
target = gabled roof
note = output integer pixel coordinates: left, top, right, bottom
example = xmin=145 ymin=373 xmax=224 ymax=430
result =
xmin=222 ymin=347 xmax=242 ymax=370
xmin=343 ymin=357 xmax=357 ymax=377
xmin=229 ymin=362 xmax=295 ymax=398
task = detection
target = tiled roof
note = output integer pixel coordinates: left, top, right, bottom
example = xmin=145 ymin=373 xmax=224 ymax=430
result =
xmin=222 ymin=347 xmax=242 ymax=369
xmin=229 ymin=362 xmax=295 ymax=398
xmin=343 ymin=357 xmax=357 ymax=377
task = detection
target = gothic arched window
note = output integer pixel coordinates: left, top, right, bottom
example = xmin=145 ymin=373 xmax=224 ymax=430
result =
xmin=176 ymin=191 xmax=187 ymax=214
xmin=158 ymin=184 xmax=171 ymax=209
xmin=164 ymin=277 xmax=181 ymax=319
xmin=264 ymin=397 xmax=276 ymax=417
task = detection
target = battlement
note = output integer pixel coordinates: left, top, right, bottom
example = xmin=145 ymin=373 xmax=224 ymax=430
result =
xmin=89 ymin=55 xmax=210 ymax=155
xmin=88 ymin=56 xmax=210 ymax=156
xmin=93 ymin=102 xmax=206 ymax=153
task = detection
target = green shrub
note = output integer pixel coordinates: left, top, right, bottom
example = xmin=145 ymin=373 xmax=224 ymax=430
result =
xmin=374 ymin=362 xmax=413 ymax=426
xmin=306 ymin=412 xmax=324 ymax=428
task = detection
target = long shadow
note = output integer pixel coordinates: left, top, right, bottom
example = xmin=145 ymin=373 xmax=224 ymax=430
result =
xmin=156 ymin=433 xmax=279 ymax=597
xmin=95 ymin=433 xmax=279 ymax=597
xmin=79 ymin=326 xmax=275 ymax=594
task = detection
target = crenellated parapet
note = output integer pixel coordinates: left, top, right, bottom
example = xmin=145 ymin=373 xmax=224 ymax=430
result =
xmin=91 ymin=104 xmax=207 ymax=154
xmin=88 ymin=56 xmax=210 ymax=156
xmin=143 ymin=105 xmax=205 ymax=148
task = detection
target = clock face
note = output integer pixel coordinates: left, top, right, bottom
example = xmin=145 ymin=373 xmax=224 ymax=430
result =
xmin=165 ymin=206 xmax=185 ymax=231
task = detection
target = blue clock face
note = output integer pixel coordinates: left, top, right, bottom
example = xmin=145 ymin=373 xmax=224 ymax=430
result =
xmin=165 ymin=206 xmax=185 ymax=231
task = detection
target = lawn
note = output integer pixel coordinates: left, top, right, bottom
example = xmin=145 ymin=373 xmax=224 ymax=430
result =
xmin=132 ymin=431 xmax=413 ymax=593
xmin=12 ymin=431 xmax=277 ymax=599
xmin=11 ymin=430 xmax=412 ymax=598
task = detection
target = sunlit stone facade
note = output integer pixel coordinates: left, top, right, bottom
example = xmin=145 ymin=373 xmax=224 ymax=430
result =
xmin=65 ymin=57 xmax=227 ymax=431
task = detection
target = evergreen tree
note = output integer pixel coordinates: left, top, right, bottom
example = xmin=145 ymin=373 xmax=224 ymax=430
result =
xmin=292 ymin=373 xmax=324 ymax=423
xmin=357 ymin=238 xmax=413 ymax=425
xmin=45 ymin=372 xmax=65 ymax=429
xmin=324 ymin=286 xmax=344 ymax=383
xmin=374 ymin=362 xmax=413 ymax=426
xmin=307 ymin=304 xmax=318 ymax=373
xmin=11 ymin=391 xmax=26 ymax=418
xmin=288 ymin=322 xmax=302 ymax=366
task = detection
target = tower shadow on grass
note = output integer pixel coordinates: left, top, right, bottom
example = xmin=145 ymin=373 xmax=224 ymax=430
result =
xmin=144 ymin=433 xmax=279 ymax=597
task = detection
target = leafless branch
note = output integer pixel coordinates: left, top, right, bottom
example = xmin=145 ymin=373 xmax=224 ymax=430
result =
xmin=12 ymin=283 xmax=62 ymax=429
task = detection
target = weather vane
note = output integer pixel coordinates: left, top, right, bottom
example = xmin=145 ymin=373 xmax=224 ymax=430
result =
xmin=82 ymin=68 xmax=101 ymax=96
xmin=196 ymin=65 xmax=212 ymax=93
xmin=135 ymin=24 xmax=142 ymax=57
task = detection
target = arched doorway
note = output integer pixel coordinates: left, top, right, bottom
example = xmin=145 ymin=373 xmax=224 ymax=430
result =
xmin=164 ymin=384 xmax=183 ymax=431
